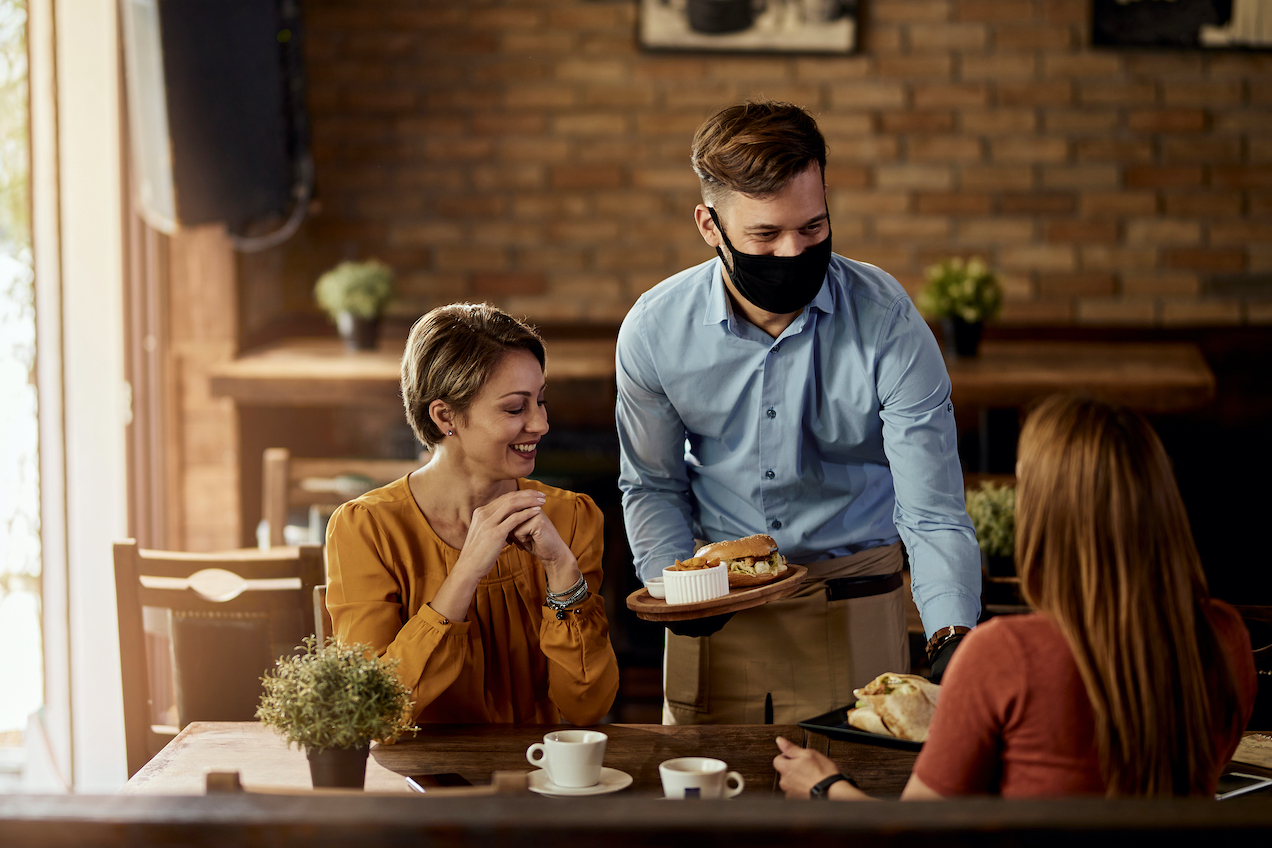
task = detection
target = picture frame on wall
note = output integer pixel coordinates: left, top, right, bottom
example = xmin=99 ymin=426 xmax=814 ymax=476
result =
xmin=640 ymin=0 xmax=858 ymax=54
xmin=1091 ymin=0 xmax=1272 ymax=50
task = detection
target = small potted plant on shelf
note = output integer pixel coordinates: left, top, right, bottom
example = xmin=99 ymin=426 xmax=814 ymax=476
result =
xmin=257 ymin=636 xmax=415 ymax=789
xmin=313 ymin=259 xmax=395 ymax=351
xmin=915 ymin=256 xmax=1002 ymax=358
xmin=964 ymin=480 xmax=1019 ymax=605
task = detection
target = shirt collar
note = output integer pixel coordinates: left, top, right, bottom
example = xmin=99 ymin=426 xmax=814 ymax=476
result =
xmin=702 ymin=258 xmax=731 ymax=327
xmin=703 ymin=257 xmax=837 ymax=336
xmin=809 ymin=272 xmax=835 ymax=315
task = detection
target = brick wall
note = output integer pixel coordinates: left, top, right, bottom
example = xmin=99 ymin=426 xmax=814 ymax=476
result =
xmin=237 ymin=0 xmax=1272 ymax=334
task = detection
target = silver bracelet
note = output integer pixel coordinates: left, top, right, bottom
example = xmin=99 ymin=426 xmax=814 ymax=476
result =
xmin=546 ymin=574 xmax=586 ymax=600
xmin=546 ymin=581 xmax=588 ymax=608
xmin=545 ymin=578 xmax=589 ymax=618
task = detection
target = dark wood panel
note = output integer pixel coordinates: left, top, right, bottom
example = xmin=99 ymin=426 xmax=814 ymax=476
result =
xmin=6 ymin=792 xmax=1272 ymax=848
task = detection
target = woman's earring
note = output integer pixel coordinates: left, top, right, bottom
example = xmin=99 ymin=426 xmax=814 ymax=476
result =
xmin=447 ymin=430 xmax=453 ymax=436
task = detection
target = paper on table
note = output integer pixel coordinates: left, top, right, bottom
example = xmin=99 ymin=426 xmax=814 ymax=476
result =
xmin=1231 ymin=733 xmax=1272 ymax=770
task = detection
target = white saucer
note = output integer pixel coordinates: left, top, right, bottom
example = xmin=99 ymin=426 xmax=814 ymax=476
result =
xmin=527 ymin=767 xmax=633 ymax=797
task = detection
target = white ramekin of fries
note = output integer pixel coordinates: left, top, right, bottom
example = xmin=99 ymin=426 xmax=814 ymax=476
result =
xmin=662 ymin=556 xmax=729 ymax=605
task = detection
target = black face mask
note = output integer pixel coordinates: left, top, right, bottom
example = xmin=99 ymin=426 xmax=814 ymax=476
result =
xmin=708 ymin=206 xmax=833 ymax=315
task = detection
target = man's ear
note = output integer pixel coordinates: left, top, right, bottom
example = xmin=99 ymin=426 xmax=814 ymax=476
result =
xmin=429 ymin=399 xmax=454 ymax=435
xmin=695 ymin=204 xmax=722 ymax=249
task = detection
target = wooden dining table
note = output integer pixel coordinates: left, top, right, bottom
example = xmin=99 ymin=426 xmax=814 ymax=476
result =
xmin=122 ymin=721 xmax=918 ymax=797
xmin=7 ymin=723 xmax=1267 ymax=848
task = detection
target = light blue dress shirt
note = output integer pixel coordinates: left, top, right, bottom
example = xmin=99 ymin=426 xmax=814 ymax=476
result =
xmin=615 ymin=254 xmax=981 ymax=638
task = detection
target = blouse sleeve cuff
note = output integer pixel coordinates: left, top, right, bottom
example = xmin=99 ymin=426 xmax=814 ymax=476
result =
xmin=543 ymin=592 xmax=606 ymax=624
xmin=416 ymin=601 xmax=472 ymax=636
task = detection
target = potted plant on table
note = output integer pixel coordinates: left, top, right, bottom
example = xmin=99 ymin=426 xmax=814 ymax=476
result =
xmin=257 ymin=636 xmax=416 ymax=789
xmin=314 ymin=259 xmax=395 ymax=352
xmin=964 ymin=481 xmax=1019 ymax=605
xmin=915 ymin=256 xmax=1002 ymax=358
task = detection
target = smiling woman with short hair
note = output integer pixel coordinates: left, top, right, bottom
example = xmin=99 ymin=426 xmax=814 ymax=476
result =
xmin=325 ymin=303 xmax=619 ymax=726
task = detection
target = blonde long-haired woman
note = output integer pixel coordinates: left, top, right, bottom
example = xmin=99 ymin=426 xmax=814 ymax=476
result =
xmin=774 ymin=395 xmax=1256 ymax=798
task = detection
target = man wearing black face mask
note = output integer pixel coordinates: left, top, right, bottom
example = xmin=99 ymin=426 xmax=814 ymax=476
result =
xmin=616 ymin=101 xmax=982 ymax=725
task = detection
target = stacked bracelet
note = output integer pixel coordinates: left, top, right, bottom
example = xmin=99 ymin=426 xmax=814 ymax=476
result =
xmin=545 ymin=575 xmax=588 ymax=619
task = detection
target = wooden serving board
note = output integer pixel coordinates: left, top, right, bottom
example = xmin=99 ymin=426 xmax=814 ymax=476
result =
xmin=625 ymin=564 xmax=807 ymax=622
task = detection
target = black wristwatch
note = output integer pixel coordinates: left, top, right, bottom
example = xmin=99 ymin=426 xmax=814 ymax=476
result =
xmin=810 ymin=772 xmax=857 ymax=799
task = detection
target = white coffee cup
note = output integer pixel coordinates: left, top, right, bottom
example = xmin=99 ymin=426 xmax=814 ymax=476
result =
xmin=659 ymin=757 xmax=745 ymax=799
xmin=525 ymin=729 xmax=607 ymax=788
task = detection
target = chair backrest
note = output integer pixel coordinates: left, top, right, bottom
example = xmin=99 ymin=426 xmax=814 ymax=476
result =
xmin=114 ymin=541 xmax=325 ymax=778
xmin=1234 ymin=605 xmax=1272 ymax=731
xmin=261 ymin=447 xmax=423 ymax=547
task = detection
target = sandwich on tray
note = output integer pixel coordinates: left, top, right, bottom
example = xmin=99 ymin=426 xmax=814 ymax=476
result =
xmin=846 ymin=672 xmax=940 ymax=742
xmin=671 ymin=533 xmax=788 ymax=588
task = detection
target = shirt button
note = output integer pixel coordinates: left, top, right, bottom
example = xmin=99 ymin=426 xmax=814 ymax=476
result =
xmin=765 ymin=469 xmax=775 ymax=480
xmin=766 ymin=408 xmax=776 ymax=419
xmin=771 ymin=343 xmax=780 ymax=353
xmin=770 ymin=519 xmax=782 ymax=530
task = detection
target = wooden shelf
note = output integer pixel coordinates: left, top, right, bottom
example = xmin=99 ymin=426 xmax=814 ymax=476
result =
xmin=211 ymin=337 xmax=1214 ymax=414
xmin=209 ymin=336 xmax=618 ymax=407
xmin=946 ymin=341 xmax=1215 ymax=413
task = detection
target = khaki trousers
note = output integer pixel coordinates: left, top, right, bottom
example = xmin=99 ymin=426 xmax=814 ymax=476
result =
xmin=662 ymin=542 xmax=908 ymax=725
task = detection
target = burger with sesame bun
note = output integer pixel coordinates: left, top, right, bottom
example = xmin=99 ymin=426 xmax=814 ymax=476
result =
xmin=695 ymin=533 xmax=788 ymax=588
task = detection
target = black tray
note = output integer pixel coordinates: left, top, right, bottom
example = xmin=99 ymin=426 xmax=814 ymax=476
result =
xmin=797 ymin=704 xmax=924 ymax=752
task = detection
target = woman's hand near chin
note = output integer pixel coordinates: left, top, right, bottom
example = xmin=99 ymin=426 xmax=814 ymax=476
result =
xmin=509 ymin=507 xmax=582 ymax=594
xmin=428 ymin=489 xmax=548 ymax=621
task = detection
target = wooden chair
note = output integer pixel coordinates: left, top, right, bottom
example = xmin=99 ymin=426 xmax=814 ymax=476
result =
xmin=261 ymin=447 xmax=424 ymax=547
xmin=114 ymin=541 xmax=324 ymax=778
xmin=1234 ymin=605 xmax=1272 ymax=731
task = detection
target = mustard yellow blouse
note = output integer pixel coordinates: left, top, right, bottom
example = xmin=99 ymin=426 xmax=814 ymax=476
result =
xmin=325 ymin=476 xmax=620 ymax=726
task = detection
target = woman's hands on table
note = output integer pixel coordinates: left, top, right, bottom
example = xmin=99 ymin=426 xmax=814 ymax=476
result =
xmin=773 ymin=737 xmax=944 ymax=801
xmin=773 ymin=737 xmax=869 ymax=801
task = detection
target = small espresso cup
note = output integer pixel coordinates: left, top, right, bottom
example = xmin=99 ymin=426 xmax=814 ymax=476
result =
xmin=525 ymin=729 xmax=607 ymax=788
xmin=659 ymin=757 xmax=745 ymax=799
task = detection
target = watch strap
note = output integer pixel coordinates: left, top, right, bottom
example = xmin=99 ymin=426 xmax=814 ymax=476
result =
xmin=810 ymin=772 xmax=857 ymax=798
xmin=925 ymin=625 xmax=971 ymax=661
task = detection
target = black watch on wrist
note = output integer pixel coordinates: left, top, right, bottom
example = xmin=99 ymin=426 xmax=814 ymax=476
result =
xmin=810 ymin=772 xmax=857 ymax=798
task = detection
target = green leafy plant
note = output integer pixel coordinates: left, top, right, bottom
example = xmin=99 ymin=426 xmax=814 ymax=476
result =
xmin=916 ymin=256 xmax=1003 ymax=324
xmin=313 ymin=259 xmax=395 ymax=320
xmin=965 ymin=482 xmax=1015 ymax=559
xmin=257 ymin=636 xmax=416 ymax=752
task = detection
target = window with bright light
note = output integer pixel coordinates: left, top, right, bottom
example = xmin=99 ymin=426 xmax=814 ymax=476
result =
xmin=0 ymin=0 xmax=40 ymax=784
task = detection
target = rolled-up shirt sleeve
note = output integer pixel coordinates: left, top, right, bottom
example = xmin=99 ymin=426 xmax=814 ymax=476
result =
xmin=875 ymin=295 xmax=982 ymax=636
xmin=616 ymin=302 xmax=698 ymax=584
xmin=540 ymin=493 xmax=620 ymax=725
xmin=325 ymin=502 xmax=470 ymax=715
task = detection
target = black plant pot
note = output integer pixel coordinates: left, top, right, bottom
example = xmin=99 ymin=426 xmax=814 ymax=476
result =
xmin=336 ymin=312 xmax=381 ymax=352
xmin=940 ymin=316 xmax=984 ymax=359
xmin=307 ymin=743 xmax=369 ymax=789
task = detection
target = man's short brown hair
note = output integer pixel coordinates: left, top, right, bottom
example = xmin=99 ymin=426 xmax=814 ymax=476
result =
xmin=401 ymin=303 xmax=546 ymax=448
xmin=691 ymin=101 xmax=827 ymax=208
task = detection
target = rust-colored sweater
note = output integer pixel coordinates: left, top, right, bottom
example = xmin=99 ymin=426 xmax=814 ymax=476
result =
xmin=326 ymin=476 xmax=619 ymax=725
xmin=913 ymin=601 xmax=1256 ymax=797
